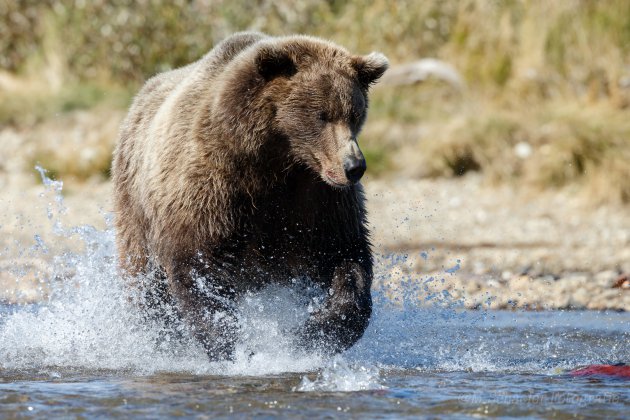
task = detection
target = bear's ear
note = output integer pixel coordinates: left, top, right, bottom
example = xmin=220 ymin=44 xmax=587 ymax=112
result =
xmin=352 ymin=52 xmax=389 ymax=88
xmin=256 ymin=45 xmax=298 ymax=81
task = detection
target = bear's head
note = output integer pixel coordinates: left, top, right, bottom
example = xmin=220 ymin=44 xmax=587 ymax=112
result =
xmin=255 ymin=38 xmax=388 ymax=188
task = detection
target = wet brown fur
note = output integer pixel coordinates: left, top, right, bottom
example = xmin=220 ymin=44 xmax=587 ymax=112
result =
xmin=112 ymin=32 xmax=388 ymax=359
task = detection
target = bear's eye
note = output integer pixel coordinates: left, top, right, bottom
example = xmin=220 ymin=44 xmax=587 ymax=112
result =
xmin=348 ymin=109 xmax=361 ymax=126
xmin=319 ymin=111 xmax=330 ymax=122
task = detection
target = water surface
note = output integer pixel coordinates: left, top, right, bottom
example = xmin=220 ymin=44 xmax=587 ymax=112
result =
xmin=0 ymin=172 xmax=628 ymax=418
xmin=1 ymin=302 xmax=628 ymax=418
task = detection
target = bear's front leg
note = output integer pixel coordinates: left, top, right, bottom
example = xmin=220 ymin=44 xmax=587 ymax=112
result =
xmin=297 ymin=261 xmax=372 ymax=354
xmin=167 ymin=261 xmax=239 ymax=361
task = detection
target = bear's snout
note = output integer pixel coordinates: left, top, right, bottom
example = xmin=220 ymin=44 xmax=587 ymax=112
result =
xmin=342 ymin=140 xmax=366 ymax=184
xmin=344 ymin=155 xmax=366 ymax=183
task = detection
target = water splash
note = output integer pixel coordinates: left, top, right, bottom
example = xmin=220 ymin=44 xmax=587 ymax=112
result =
xmin=296 ymin=357 xmax=384 ymax=392
xmin=0 ymin=171 xmax=628 ymax=392
xmin=0 ymin=170 xmax=378 ymax=386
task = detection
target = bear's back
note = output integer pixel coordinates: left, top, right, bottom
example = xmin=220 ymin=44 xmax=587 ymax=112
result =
xmin=199 ymin=32 xmax=267 ymax=75
xmin=114 ymin=32 xmax=268 ymax=191
xmin=120 ymin=32 xmax=266 ymax=143
xmin=113 ymin=33 xmax=270 ymax=250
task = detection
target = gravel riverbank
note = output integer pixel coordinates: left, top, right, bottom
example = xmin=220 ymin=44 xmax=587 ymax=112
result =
xmin=368 ymin=176 xmax=630 ymax=310
xmin=1 ymin=172 xmax=628 ymax=310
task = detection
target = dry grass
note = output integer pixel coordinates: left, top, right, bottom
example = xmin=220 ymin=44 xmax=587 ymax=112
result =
xmin=25 ymin=109 xmax=124 ymax=183
xmin=385 ymin=99 xmax=630 ymax=204
xmin=0 ymin=75 xmax=131 ymax=126
xmin=1 ymin=0 xmax=629 ymax=202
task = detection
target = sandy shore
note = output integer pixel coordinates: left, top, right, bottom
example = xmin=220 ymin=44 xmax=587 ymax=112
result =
xmin=1 ymin=168 xmax=628 ymax=309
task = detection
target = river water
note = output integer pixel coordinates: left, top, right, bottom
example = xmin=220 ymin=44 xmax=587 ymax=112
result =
xmin=1 ymin=293 xmax=628 ymax=417
xmin=0 ymin=173 xmax=628 ymax=418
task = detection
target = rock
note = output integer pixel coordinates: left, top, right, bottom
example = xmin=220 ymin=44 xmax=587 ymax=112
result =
xmin=595 ymin=270 xmax=619 ymax=288
xmin=546 ymin=293 xmax=571 ymax=310
xmin=509 ymin=275 xmax=533 ymax=291
xmin=378 ymin=58 xmax=464 ymax=89
xmin=569 ymin=288 xmax=590 ymax=309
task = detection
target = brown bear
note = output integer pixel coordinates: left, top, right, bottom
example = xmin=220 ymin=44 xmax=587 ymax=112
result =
xmin=112 ymin=32 xmax=388 ymax=360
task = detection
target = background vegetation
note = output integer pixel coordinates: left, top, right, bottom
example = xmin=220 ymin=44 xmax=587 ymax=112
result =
xmin=1 ymin=0 xmax=629 ymax=202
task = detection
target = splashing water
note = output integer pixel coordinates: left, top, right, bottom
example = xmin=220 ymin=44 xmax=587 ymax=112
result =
xmin=0 ymin=169 xmax=378 ymax=383
xmin=0 ymin=171 xmax=629 ymax=417
xmin=296 ymin=357 xmax=384 ymax=392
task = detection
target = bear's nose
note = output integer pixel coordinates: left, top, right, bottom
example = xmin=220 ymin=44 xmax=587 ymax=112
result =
xmin=343 ymin=155 xmax=367 ymax=183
